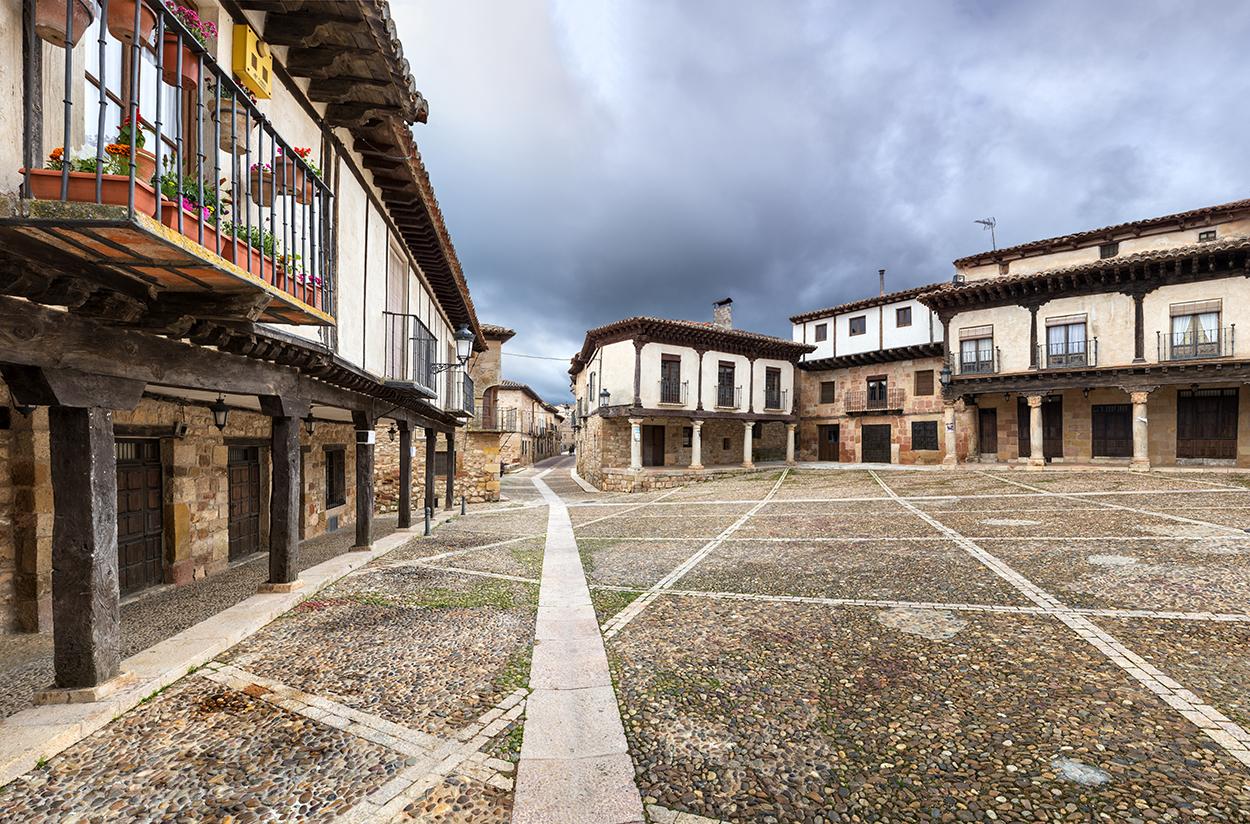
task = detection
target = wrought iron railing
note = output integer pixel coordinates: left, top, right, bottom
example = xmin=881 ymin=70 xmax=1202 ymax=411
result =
xmin=21 ymin=0 xmax=334 ymax=313
xmin=958 ymin=347 xmax=999 ymax=375
xmin=1158 ymin=327 xmax=1235 ymax=361
xmin=843 ymin=387 xmax=906 ymax=413
xmin=461 ymin=372 xmax=475 ymax=415
xmin=441 ymin=368 xmax=473 ymax=414
xmin=1038 ymin=339 xmax=1097 ymax=369
xmin=763 ymin=388 xmax=788 ymax=411
xmin=715 ymin=384 xmax=742 ymax=409
xmin=658 ymin=379 xmax=687 ymax=405
xmin=382 ymin=311 xmax=435 ymax=390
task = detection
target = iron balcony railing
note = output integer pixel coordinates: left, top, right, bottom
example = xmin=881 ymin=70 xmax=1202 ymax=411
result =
xmin=382 ymin=311 xmax=436 ymax=390
xmin=843 ymin=387 xmax=906 ymax=413
xmin=1038 ymin=339 xmax=1097 ymax=369
xmin=479 ymin=406 xmax=518 ymax=432
xmin=658 ymin=379 xmax=688 ymax=405
xmin=441 ymin=368 xmax=473 ymax=415
xmin=21 ymin=0 xmax=334 ymax=314
xmin=461 ymin=372 xmax=475 ymax=415
xmin=958 ymin=347 xmax=1000 ymax=375
xmin=764 ymin=388 xmax=788 ymax=411
xmin=1158 ymin=327 xmax=1235 ymax=361
xmin=715 ymin=384 xmax=742 ymax=409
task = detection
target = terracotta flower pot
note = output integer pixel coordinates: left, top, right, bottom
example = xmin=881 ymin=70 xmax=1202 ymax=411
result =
xmin=249 ymin=168 xmax=276 ymax=207
xmin=23 ymin=168 xmax=159 ymax=214
xmin=35 ymin=0 xmax=98 ymax=48
xmin=211 ymin=101 xmax=254 ymax=155
xmin=161 ymin=32 xmax=199 ymax=89
xmin=105 ymin=0 xmax=156 ymax=47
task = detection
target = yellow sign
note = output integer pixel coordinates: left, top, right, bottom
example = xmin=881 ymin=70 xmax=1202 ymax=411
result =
xmin=232 ymin=24 xmax=272 ymax=99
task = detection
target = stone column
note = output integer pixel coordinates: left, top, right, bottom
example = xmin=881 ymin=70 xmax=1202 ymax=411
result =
xmin=690 ymin=419 xmax=703 ymax=470
xmin=742 ymin=421 xmax=755 ymax=468
xmin=965 ymin=401 xmax=980 ymax=463
xmin=397 ymin=423 xmax=413 ymax=529
xmin=785 ymin=423 xmax=797 ymax=465
xmin=424 ymin=427 xmax=437 ymax=513
xmin=1026 ymin=394 xmax=1045 ymax=469
xmin=941 ymin=402 xmax=958 ymax=466
xmin=1130 ymin=390 xmax=1151 ymax=471
xmin=263 ymin=411 xmax=303 ymax=591
xmin=445 ymin=430 xmax=456 ymax=510
xmin=628 ymin=417 xmax=642 ymax=471
xmin=352 ymin=412 xmax=376 ymax=551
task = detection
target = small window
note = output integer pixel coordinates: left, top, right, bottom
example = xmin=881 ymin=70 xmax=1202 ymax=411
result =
xmin=819 ymin=381 xmax=835 ymax=404
xmin=911 ymin=420 xmax=939 ymax=451
xmin=325 ymin=447 xmax=346 ymax=508
xmin=1099 ymin=242 xmax=1119 ymax=259
xmin=1199 ymin=229 xmax=1217 ymax=243
xmin=914 ymin=369 xmax=934 ymax=396
xmin=814 ymin=323 xmax=828 ymax=342
xmin=722 ymin=437 xmax=730 ymax=450
xmin=896 ymin=306 xmax=912 ymax=327
xmin=752 ymin=422 xmax=762 ymax=439
xmin=682 ymin=426 xmax=693 ymax=448
xmin=849 ymin=315 xmax=867 ymax=336
xmin=997 ymin=261 xmax=1010 ymax=276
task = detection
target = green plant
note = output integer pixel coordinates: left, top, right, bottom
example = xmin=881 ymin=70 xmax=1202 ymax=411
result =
xmin=158 ymin=161 xmax=228 ymax=224
xmin=116 ymin=113 xmax=145 ymax=151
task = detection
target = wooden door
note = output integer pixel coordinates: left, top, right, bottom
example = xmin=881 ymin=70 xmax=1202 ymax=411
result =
xmin=817 ymin=424 xmax=840 ymax=461
xmin=1177 ymin=388 xmax=1238 ymax=459
xmin=1016 ymin=397 xmax=1031 ymax=459
xmin=1092 ymin=404 xmax=1132 ymax=457
xmin=641 ymin=425 xmax=666 ymax=467
xmin=861 ymin=424 xmax=892 ymax=464
xmin=978 ymin=408 xmax=998 ymax=457
xmin=116 ymin=439 xmax=164 ymax=595
xmin=228 ymin=446 xmax=262 ymax=560
xmin=1017 ymin=397 xmax=1063 ymax=460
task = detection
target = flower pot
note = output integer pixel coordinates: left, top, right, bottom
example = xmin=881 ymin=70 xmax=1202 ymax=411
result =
xmin=161 ymin=32 xmax=199 ymax=89
xmin=23 ymin=168 xmax=159 ymax=214
xmin=108 ymin=147 xmax=157 ymax=184
xmin=35 ymin=0 xmax=98 ymax=48
xmin=249 ymin=168 xmax=276 ymax=207
xmin=105 ymin=0 xmax=156 ymax=47
xmin=211 ymin=101 xmax=254 ymax=155
xmin=159 ymin=206 xmax=265 ymax=275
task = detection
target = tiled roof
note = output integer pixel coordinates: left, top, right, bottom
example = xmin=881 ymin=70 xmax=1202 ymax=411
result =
xmin=498 ymin=379 xmax=559 ymax=412
xmin=480 ymin=323 xmax=516 ymax=340
xmin=789 ymin=284 xmax=940 ymax=324
xmin=953 ymin=198 xmax=1250 ymax=267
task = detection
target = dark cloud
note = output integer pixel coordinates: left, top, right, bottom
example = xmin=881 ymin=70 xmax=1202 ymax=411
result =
xmin=392 ymin=0 xmax=1250 ymax=401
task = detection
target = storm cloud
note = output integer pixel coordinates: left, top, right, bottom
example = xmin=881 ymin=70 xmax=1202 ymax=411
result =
xmin=391 ymin=0 xmax=1250 ymax=401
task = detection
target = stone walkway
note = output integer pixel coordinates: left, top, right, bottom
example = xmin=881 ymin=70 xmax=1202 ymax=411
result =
xmin=512 ymin=459 xmax=643 ymax=824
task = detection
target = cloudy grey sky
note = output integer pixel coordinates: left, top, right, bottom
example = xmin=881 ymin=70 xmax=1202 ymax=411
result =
xmin=392 ymin=0 xmax=1250 ymax=402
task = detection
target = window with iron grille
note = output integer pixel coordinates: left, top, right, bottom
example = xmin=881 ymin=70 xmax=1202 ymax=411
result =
xmin=325 ymin=447 xmax=346 ymax=508
xmin=1099 ymin=242 xmax=1119 ymax=259
xmin=911 ymin=421 xmax=939 ymax=450
xmin=896 ymin=307 xmax=912 ymax=327
xmin=814 ymin=323 xmax=828 ymax=342
xmin=682 ymin=427 xmax=693 ymax=447
xmin=849 ymin=315 xmax=867 ymax=336
xmin=819 ymin=381 xmax=835 ymax=404
xmin=764 ymin=367 xmax=782 ymax=408
xmin=914 ymin=370 xmax=934 ymax=396
xmin=435 ymin=450 xmax=454 ymax=476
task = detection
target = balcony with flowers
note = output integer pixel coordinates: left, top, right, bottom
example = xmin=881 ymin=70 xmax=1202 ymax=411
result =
xmin=6 ymin=0 xmax=333 ymax=325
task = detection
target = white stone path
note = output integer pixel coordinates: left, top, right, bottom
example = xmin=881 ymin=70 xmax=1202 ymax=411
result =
xmin=511 ymin=471 xmax=644 ymax=824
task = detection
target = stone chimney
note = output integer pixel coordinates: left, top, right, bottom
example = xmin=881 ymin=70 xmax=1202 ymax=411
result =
xmin=712 ymin=297 xmax=733 ymax=329
xmin=879 ymin=269 xmax=886 ymax=296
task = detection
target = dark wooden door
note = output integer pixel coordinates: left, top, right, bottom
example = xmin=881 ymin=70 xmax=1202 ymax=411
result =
xmin=817 ymin=424 xmax=840 ymax=461
xmin=228 ymin=445 xmax=262 ymax=560
xmin=861 ymin=424 xmax=892 ymax=464
xmin=641 ymin=425 xmax=666 ymax=467
xmin=1017 ymin=397 xmax=1063 ymax=460
xmin=978 ymin=408 xmax=998 ymax=456
xmin=116 ymin=439 xmax=164 ymax=595
xmin=1177 ymin=388 xmax=1238 ymax=459
xmin=1092 ymin=404 xmax=1132 ymax=457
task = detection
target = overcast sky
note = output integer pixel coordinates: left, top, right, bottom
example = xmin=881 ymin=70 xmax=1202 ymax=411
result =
xmin=392 ymin=0 xmax=1250 ymax=402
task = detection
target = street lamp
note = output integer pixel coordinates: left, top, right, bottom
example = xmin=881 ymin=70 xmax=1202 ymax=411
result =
xmin=433 ymin=324 xmax=476 ymax=373
xmin=303 ymin=412 xmax=316 ymax=437
xmin=598 ymin=388 xmax=610 ymax=408
xmin=209 ymin=395 xmax=229 ymax=431
xmin=939 ymin=364 xmax=952 ymax=389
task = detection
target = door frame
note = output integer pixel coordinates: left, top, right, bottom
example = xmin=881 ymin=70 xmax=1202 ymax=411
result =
xmin=640 ymin=424 xmax=666 ymax=467
xmin=817 ymin=424 xmax=840 ymax=462
xmin=861 ymin=423 xmax=892 ymax=464
xmin=115 ymin=437 xmax=166 ymax=595
xmin=978 ymin=408 xmax=998 ymax=458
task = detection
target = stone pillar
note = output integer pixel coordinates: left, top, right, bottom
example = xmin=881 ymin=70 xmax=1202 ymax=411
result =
xmin=1130 ymin=390 xmax=1151 ymax=470
xmin=48 ymin=406 xmax=122 ymax=691
xmin=785 ymin=423 xmax=797 ymax=465
xmin=628 ymin=417 xmax=642 ymax=471
xmin=424 ymin=427 xmax=437 ymax=513
xmin=397 ymin=423 xmax=413 ymax=529
xmin=263 ymin=413 xmax=302 ymax=591
xmin=942 ymin=402 xmax=958 ymax=466
xmin=965 ymin=401 xmax=980 ymax=463
xmin=1026 ymin=394 xmax=1045 ymax=469
xmin=445 ymin=430 xmax=456 ymax=510
xmin=352 ymin=413 xmax=376 ymax=551
xmin=690 ymin=419 xmax=703 ymax=470
xmin=742 ymin=421 xmax=755 ymax=468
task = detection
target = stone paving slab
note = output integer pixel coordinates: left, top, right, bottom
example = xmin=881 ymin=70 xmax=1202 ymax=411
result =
xmin=576 ymin=514 xmax=749 ymax=540
xmin=733 ymin=508 xmax=943 ymax=539
xmin=772 ymin=469 xmax=883 ymax=499
xmin=579 ymin=538 xmax=711 ymax=589
xmin=870 ymin=470 xmax=1028 ymax=497
xmin=521 ymin=686 xmax=629 ymax=760
xmin=937 ymin=507 xmax=1229 ymax=539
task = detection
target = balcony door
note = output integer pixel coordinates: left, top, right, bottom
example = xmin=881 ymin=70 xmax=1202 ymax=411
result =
xmin=1171 ymin=311 xmax=1221 ymax=360
xmin=717 ymin=362 xmax=736 ymax=407
xmin=1046 ymin=320 xmax=1087 ymax=368
xmin=660 ymin=355 xmax=681 ymax=404
xmin=978 ymin=408 xmax=998 ymax=457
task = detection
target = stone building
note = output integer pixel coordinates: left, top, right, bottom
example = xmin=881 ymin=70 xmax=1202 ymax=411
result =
xmin=485 ymin=380 xmax=563 ymax=470
xmin=571 ymin=300 xmax=814 ymax=491
xmin=0 ymin=0 xmax=486 ymax=700
xmin=924 ymin=198 xmax=1250 ymax=469
xmin=554 ymin=403 xmax=576 ymax=454
xmin=790 ymin=284 xmax=950 ymax=464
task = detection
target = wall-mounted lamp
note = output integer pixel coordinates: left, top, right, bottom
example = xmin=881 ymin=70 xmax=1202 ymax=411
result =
xmin=388 ymin=423 xmax=398 ymax=442
xmin=303 ymin=412 xmax=316 ymax=437
xmin=938 ymin=365 xmax=952 ymax=389
xmin=598 ymin=388 xmax=610 ymax=408
xmin=209 ymin=395 xmax=229 ymax=431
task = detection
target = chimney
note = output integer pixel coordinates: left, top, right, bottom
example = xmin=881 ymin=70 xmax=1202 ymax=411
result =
xmin=712 ymin=297 xmax=733 ymax=329
xmin=878 ymin=269 xmax=886 ymax=296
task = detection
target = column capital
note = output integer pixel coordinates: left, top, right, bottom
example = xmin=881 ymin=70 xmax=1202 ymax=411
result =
xmin=1129 ymin=390 xmax=1153 ymax=405
xmin=1025 ymin=394 xmax=1044 ymax=407
xmin=691 ymin=418 xmax=703 ymax=429
xmin=743 ymin=419 xmax=755 ymax=430
xmin=785 ymin=422 xmax=797 ymax=431
xmin=628 ymin=417 xmax=643 ymax=426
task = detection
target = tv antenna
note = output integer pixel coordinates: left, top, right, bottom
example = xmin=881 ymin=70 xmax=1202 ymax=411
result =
xmin=975 ymin=217 xmax=997 ymax=250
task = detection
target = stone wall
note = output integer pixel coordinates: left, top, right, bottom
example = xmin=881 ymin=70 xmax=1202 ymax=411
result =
xmin=0 ymin=383 xmax=17 ymax=632
xmin=373 ymin=425 xmax=498 ymax=511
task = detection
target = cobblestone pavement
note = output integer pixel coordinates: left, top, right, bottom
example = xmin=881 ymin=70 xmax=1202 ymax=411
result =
xmin=593 ymin=466 xmax=1250 ymax=822
xmin=0 ymin=485 xmax=539 ymax=821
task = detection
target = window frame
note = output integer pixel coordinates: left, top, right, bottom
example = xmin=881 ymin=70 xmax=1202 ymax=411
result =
xmin=682 ymin=426 xmax=693 ymax=448
xmin=1199 ymin=229 xmax=1217 ymax=243
xmin=848 ymin=315 xmax=867 ymax=336
xmin=819 ymin=380 xmax=835 ymax=404
xmin=324 ymin=446 xmax=346 ymax=509
xmin=814 ymin=323 xmax=828 ymax=342
xmin=896 ymin=306 xmax=912 ymax=328
xmin=867 ymin=376 xmax=888 ymax=403
xmin=913 ymin=369 xmax=934 ymax=396
xmin=1099 ymin=241 xmax=1119 ymax=259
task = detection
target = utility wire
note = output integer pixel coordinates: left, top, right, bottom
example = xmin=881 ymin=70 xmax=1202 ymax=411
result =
xmin=502 ymin=352 xmax=571 ymax=361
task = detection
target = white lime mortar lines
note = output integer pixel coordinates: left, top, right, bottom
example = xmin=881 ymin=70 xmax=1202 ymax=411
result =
xmin=600 ymin=470 xmax=791 ymax=640
xmin=581 ymin=534 xmax=1250 ymax=543
xmin=572 ymin=486 xmax=686 ymax=530
xmin=870 ymin=469 xmax=1250 ymax=769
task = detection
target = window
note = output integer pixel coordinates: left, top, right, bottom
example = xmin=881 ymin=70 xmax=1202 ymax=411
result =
xmin=914 ymin=369 xmax=934 ymax=396
xmin=325 ymin=447 xmax=346 ymax=508
xmin=435 ymin=451 xmax=454 ymax=476
xmin=717 ymin=361 xmax=737 ymax=407
xmin=997 ymin=261 xmax=1010 ymax=276
xmin=660 ymin=354 xmax=682 ymax=404
xmin=1199 ymin=229 xmax=1217 ymax=243
xmin=911 ymin=420 xmax=939 ymax=450
xmin=1044 ymin=318 xmax=1088 ymax=367
xmin=867 ymin=376 xmax=888 ymax=408
xmin=819 ymin=381 xmax=835 ymax=404
xmin=588 ymin=372 xmax=596 ymax=407
xmin=722 ymin=437 xmax=731 ymax=450
xmin=896 ymin=306 xmax=912 ymax=327
xmin=1099 ymin=241 xmax=1119 ymax=259
xmin=849 ymin=315 xmax=867 ymax=336
xmin=764 ymin=367 xmax=782 ymax=409
xmin=682 ymin=426 xmax=693 ymax=448
xmin=1169 ymin=301 xmax=1222 ymax=359
xmin=814 ymin=323 xmax=828 ymax=342
xmin=958 ymin=328 xmax=994 ymax=374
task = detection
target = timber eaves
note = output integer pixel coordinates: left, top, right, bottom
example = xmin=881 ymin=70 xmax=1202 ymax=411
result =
xmin=800 ymin=343 xmax=944 ymax=371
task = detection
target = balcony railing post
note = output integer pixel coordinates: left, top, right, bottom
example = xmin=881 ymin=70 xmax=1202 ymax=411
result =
xmin=94 ymin=0 xmax=108 ymax=204
xmin=153 ymin=12 xmax=164 ymax=222
xmin=59 ymin=0 xmax=74 ymax=201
